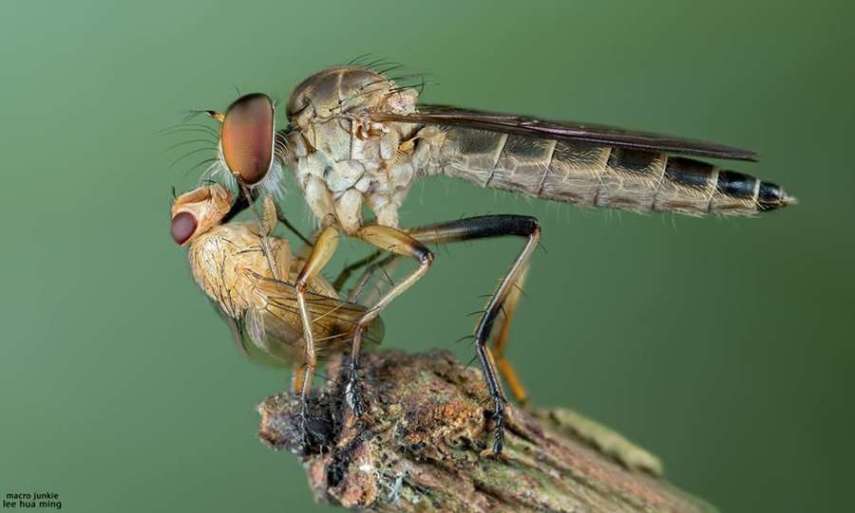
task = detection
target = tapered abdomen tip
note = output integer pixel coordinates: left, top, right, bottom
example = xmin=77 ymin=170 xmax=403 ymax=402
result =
xmin=758 ymin=181 xmax=796 ymax=211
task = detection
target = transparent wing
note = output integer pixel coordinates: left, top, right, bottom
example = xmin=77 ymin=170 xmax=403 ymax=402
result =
xmin=210 ymin=300 xmax=250 ymax=356
xmin=244 ymin=271 xmax=384 ymax=354
xmin=369 ymin=104 xmax=757 ymax=161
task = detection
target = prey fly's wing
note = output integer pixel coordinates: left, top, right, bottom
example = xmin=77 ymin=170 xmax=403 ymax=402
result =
xmin=208 ymin=298 xmax=250 ymax=356
xmin=370 ymin=104 xmax=757 ymax=161
xmin=242 ymin=271 xmax=384 ymax=354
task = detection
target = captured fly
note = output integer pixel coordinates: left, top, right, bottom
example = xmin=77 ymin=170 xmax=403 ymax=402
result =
xmin=170 ymin=184 xmax=383 ymax=414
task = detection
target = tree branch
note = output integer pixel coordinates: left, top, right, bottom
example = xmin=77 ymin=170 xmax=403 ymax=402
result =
xmin=257 ymin=350 xmax=715 ymax=513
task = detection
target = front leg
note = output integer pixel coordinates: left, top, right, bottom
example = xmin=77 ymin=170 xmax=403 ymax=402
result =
xmin=293 ymin=223 xmax=340 ymax=435
xmin=289 ymin=363 xmax=312 ymax=449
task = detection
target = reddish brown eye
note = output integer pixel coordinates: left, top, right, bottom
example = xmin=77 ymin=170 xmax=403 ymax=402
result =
xmin=221 ymin=93 xmax=274 ymax=185
xmin=171 ymin=211 xmax=197 ymax=244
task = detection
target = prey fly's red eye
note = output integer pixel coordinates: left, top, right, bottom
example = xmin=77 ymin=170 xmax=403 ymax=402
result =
xmin=171 ymin=211 xmax=197 ymax=244
xmin=221 ymin=93 xmax=275 ymax=185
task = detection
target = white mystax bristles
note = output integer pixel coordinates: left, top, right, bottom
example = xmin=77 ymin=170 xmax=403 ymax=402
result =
xmin=259 ymin=159 xmax=286 ymax=200
xmin=199 ymin=157 xmax=237 ymax=194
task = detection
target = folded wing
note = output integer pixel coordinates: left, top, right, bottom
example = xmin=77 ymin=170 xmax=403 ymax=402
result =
xmin=370 ymin=104 xmax=757 ymax=161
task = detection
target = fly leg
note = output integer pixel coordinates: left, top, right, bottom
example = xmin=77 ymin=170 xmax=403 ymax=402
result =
xmin=274 ymin=202 xmax=313 ymax=247
xmin=490 ymin=265 xmax=530 ymax=405
xmin=331 ymin=250 xmax=384 ymax=293
xmin=346 ymin=226 xmax=434 ymax=416
xmin=406 ymin=215 xmax=541 ymax=454
xmin=293 ymin=222 xmax=340 ymax=443
xmin=254 ymin=197 xmax=318 ymax=447
xmin=221 ymin=191 xmax=249 ymax=224
xmin=291 ymin=364 xmax=309 ymax=397
xmin=239 ymin=185 xmax=283 ymax=281
xmin=345 ymin=254 xmax=398 ymax=305
xmin=290 ymin=362 xmax=315 ymax=448
xmin=330 ymin=250 xmax=399 ymax=306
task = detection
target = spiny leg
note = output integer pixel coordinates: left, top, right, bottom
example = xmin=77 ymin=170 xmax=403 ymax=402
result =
xmin=406 ymin=215 xmax=541 ymax=454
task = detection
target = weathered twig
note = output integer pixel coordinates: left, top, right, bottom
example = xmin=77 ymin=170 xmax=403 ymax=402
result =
xmin=258 ymin=350 xmax=716 ymax=513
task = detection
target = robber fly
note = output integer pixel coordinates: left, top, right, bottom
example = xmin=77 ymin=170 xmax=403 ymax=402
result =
xmin=193 ymin=62 xmax=795 ymax=454
xmin=170 ymin=184 xmax=384 ymax=409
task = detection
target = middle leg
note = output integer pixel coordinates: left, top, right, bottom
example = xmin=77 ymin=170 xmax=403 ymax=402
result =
xmin=292 ymin=223 xmax=340 ymax=437
xmin=407 ymin=215 xmax=541 ymax=454
xmin=346 ymin=225 xmax=434 ymax=414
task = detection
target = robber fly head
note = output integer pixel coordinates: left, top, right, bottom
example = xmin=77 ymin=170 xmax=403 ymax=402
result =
xmin=207 ymin=93 xmax=277 ymax=187
xmin=170 ymin=184 xmax=233 ymax=245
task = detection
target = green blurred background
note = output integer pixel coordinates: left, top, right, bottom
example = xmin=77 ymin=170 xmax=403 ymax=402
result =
xmin=1 ymin=1 xmax=852 ymax=512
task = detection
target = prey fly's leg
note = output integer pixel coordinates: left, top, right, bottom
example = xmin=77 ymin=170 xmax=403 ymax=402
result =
xmin=406 ymin=215 xmax=541 ymax=454
xmin=346 ymin=226 xmax=434 ymax=415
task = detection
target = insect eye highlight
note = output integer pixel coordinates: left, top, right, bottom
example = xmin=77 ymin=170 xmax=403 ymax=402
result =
xmin=221 ymin=93 xmax=275 ymax=185
xmin=171 ymin=211 xmax=198 ymax=245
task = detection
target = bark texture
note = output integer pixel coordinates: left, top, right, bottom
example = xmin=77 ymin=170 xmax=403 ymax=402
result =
xmin=257 ymin=350 xmax=716 ymax=513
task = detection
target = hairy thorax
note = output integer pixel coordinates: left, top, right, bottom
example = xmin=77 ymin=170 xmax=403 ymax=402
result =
xmin=282 ymin=66 xmax=440 ymax=233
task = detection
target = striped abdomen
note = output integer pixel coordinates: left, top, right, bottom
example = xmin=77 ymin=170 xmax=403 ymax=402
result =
xmin=425 ymin=128 xmax=793 ymax=216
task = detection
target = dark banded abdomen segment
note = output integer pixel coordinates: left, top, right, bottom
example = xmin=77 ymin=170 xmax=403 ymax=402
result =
xmin=428 ymin=127 xmax=792 ymax=216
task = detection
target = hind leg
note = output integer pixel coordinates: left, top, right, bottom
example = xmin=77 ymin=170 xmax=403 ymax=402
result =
xmin=490 ymin=266 xmax=530 ymax=406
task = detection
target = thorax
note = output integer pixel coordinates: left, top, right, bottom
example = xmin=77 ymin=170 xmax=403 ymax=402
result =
xmin=187 ymin=223 xmax=291 ymax=318
xmin=281 ymin=66 xmax=430 ymax=233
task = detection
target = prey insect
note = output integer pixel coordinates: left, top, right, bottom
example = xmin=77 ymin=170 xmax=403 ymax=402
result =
xmin=190 ymin=62 xmax=795 ymax=454
xmin=170 ymin=184 xmax=385 ymax=438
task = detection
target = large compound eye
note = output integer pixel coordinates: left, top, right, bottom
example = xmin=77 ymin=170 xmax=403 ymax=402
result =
xmin=221 ymin=93 xmax=274 ymax=185
xmin=171 ymin=211 xmax=197 ymax=245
